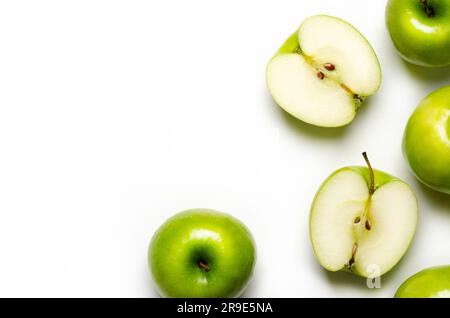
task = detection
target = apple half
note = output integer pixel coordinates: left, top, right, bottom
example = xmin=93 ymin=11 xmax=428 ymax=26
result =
xmin=310 ymin=153 xmax=418 ymax=277
xmin=266 ymin=15 xmax=382 ymax=127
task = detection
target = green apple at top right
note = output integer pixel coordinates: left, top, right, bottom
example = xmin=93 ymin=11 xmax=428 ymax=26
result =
xmin=386 ymin=0 xmax=450 ymax=67
xmin=403 ymin=86 xmax=450 ymax=194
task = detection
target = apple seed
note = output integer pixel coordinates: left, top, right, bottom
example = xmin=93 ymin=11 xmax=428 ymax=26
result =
xmin=324 ymin=63 xmax=335 ymax=71
xmin=317 ymin=71 xmax=325 ymax=80
xmin=365 ymin=219 xmax=372 ymax=231
xmin=354 ymin=216 xmax=361 ymax=224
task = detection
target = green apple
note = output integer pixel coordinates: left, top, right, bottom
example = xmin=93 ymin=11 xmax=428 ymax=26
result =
xmin=266 ymin=15 xmax=381 ymax=128
xmin=310 ymin=153 xmax=418 ymax=277
xmin=148 ymin=209 xmax=256 ymax=298
xmin=395 ymin=266 xmax=450 ymax=297
xmin=386 ymin=0 xmax=450 ymax=67
xmin=403 ymin=86 xmax=450 ymax=194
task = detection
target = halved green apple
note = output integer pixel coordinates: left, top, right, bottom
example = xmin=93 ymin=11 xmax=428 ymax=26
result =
xmin=310 ymin=153 xmax=418 ymax=278
xmin=266 ymin=15 xmax=382 ymax=127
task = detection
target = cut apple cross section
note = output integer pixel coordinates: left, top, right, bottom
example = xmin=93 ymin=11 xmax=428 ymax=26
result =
xmin=266 ymin=15 xmax=382 ymax=127
xmin=310 ymin=153 xmax=418 ymax=278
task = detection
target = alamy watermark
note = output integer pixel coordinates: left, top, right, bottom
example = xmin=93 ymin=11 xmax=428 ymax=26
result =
xmin=366 ymin=264 xmax=381 ymax=289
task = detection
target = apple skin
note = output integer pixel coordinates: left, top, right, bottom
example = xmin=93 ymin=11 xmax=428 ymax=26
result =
xmin=386 ymin=0 xmax=450 ymax=67
xmin=148 ymin=209 xmax=256 ymax=298
xmin=403 ymin=86 xmax=450 ymax=194
xmin=395 ymin=266 xmax=450 ymax=298
xmin=310 ymin=166 xmax=417 ymax=277
xmin=276 ymin=31 xmax=299 ymax=55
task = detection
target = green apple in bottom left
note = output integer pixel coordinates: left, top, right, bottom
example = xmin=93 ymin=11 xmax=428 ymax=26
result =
xmin=148 ymin=209 xmax=256 ymax=298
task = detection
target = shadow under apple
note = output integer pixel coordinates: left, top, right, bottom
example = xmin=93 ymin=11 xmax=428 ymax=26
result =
xmin=239 ymin=273 xmax=259 ymax=298
xmin=402 ymin=60 xmax=450 ymax=83
xmin=415 ymin=180 xmax=450 ymax=213
xmin=267 ymin=90 xmax=383 ymax=142
xmin=321 ymin=251 xmax=412 ymax=294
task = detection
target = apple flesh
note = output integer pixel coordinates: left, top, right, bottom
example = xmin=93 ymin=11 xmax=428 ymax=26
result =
xmin=395 ymin=266 xmax=450 ymax=298
xmin=386 ymin=0 xmax=450 ymax=67
xmin=403 ymin=86 xmax=450 ymax=194
xmin=310 ymin=153 xmax=418 ymax=277
xmin=266 ymin=15 xmax=381 ymax=127
xmin=149 ymin=209 xmax=256 ymax=298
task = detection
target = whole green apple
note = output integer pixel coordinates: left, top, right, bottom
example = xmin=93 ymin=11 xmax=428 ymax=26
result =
xmin=148 ymin=209 xmax=256 ymax=298
xmin=403 ymin=86 xmax=450 ymax=194
xmin=386 ymin=0 xmax=450 ymax=67
xmin=310 ymin=153 xmax=418 ymax=278
xmin=395 ymin=266 xmax=450 ymax=297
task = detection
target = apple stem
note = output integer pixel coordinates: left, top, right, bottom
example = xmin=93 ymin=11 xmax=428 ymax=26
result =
xmin=362 ymin=152 xmax=375 ymax=195
xmin=420 ymin=0 xmax=435 ymax=17
xmin=197 ymin=260 xmax=210 ymax=272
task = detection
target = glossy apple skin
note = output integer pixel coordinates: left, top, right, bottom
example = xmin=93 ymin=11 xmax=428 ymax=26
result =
xmin=395 ymin=266 xmax=450 ymax=298
xmin=149 ymin=209 xmax=256 ymax=298
xmin=403 ymin=86 xmax=450 ymax=194
xmin=386 ymin=0 xmax=450 ymax=67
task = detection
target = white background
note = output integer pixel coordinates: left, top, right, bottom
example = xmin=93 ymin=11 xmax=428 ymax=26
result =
xmin=0 ymin=0 xmax=449 ymax=297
